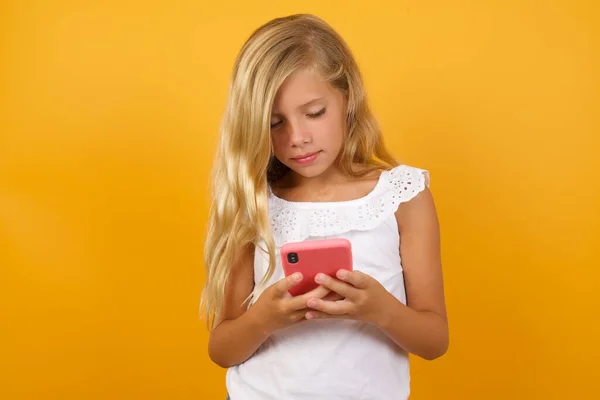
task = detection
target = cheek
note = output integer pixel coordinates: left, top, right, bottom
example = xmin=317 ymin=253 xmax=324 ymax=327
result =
xmin=321 ymin=117 xmax=345 ymax=148
xmin=271 ymin=134 xmax=286 ymax=155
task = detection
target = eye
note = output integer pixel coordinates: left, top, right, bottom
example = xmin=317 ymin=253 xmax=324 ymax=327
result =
xmin=270 ymin=120 xmax=283 ymax=129
xmin=307 ymin=108 xmax=326 ymax=118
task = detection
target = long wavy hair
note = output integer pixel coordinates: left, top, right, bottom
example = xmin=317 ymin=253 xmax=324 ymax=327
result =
xmin=200 ymin=14 xmax=398 ymax=328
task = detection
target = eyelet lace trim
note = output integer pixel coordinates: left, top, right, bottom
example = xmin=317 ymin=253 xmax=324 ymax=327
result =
xmin=268 ymin=165 xmax=429 ymax=247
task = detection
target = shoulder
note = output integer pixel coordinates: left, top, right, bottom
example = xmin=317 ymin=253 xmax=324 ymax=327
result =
xmin=383 ymin=165 xmax=436 ymax=232
xmin=381 ymin=164 xmax=430 ymax=193
xmin=376 ymin=164 xmax=431 ymax=209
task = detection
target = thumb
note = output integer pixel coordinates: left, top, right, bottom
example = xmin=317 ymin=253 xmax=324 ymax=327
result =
xmin=274 ymin=272 xmax=303 ymax=296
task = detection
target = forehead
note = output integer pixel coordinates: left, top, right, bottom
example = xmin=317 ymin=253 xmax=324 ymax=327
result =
xmin=273 ymin=69 xmax=334 ymax=109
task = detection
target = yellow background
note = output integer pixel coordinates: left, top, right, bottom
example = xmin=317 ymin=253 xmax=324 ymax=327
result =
xmin=1 ymin=1 xmax=599 ymax=399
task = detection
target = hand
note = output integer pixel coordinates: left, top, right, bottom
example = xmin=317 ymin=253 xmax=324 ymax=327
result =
xmin=305 ymin=269 xmax=391 ymax=325
xmin=322 ymin=292 xmax=344 ymax=302
xmin=253 ymin=272 xmax=332 ymax=333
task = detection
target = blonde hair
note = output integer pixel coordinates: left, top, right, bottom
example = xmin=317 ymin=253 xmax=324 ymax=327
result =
xmin=200 ymin=14 xmax=397 ymax=327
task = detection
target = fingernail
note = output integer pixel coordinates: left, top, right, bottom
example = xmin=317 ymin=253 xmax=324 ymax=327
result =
xmin=293 ymin=272 xmax=302 ymax=281
xmin=337 ymin=269 xmax=348 ymax=279
xmin=307 ymin=299 xmax=317 ymax=307
xmin=315 ymin=273 xmax=324 ymax=283
xmin=306 ymin=312 xmax=314 ymax=319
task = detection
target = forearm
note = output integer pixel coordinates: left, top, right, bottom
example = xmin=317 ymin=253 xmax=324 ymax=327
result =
xmin=208 ymin=306 xmax=271 ymax=368
xmin=375 ymin=294 xmax=448 ymax=360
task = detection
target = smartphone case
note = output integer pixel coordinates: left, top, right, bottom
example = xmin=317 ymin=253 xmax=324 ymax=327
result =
xmin=280 ymin=238 xmax=353 ymax=296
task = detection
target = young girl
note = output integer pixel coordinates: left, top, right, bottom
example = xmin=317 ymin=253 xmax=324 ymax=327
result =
xmin=201 ymin=13 xmax=448 ymax=400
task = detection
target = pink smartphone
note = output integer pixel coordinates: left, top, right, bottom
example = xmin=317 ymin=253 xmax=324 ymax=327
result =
xmin=280 ymin=238 xmax=353 ymax=297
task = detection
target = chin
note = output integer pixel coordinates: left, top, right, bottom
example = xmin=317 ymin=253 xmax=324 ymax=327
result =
xmin=286 ymin=164 xmax=332 ymax=179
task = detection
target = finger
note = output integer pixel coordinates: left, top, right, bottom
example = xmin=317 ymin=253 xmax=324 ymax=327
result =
xmin=314 ymin=273 xmax=358 ymax=300
xmin=289 ymin=285 xmax=331 ymax=310
xmin=336 ymin=269 xmax=369 ymax=289
xmin=291 ymin=309 xmax=308 ymax=322
xmin=305 ymin=310 xmax=346 ymax=320
xmin=306 ymin=298 xmax=352 ymax=315
xmin=274 ymin=272 xmax=303 ymax=296
xmin=303 ymin=284 xmax=331 ymax=299
xmin=322 ymin=292 xmax=344 ymax=302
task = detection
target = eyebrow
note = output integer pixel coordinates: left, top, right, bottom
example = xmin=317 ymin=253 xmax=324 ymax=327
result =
xmin=271 ymin=97 xmax=325 ymax=116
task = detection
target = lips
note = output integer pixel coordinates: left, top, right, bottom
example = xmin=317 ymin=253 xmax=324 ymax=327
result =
xmin=292 ymin=151 xmax=320 ymax=160
xmin=291 ymin=151 xmax=321 ymax=166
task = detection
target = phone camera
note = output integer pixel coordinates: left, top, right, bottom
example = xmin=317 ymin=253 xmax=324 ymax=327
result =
xmin=287 ymin=253 xmax=299 ymax=264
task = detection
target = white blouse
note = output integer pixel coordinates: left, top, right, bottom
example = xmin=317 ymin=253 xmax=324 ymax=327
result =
xmin=226 ymin=165 xmax=430 ymax=400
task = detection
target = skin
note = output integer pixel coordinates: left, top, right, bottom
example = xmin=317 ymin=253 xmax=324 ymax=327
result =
xmin=208 ymin=68 xmax=448 ymax=368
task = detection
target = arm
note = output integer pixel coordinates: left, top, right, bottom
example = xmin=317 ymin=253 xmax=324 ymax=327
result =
xmin=207 ymin=244 xmax=270 ymax=368
xmin=208 ymin=244 xmax=332 ymax=367
xmin=377 ymin=187 xmax=448 ymax=360
xmin=305 ymin=187 xmax=449 ymax=360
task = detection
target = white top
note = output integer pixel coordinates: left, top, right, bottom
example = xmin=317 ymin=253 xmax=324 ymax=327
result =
xmin=226 ymin=165 xmax=430 ymax=400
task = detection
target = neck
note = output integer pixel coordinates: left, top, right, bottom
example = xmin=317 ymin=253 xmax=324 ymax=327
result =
xmin=286 ymin=165 xmax=348 ymax=190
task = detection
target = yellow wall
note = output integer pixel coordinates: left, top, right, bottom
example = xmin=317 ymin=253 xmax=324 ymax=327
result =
xmin=1 ymin=1 xmax=598 ymax=399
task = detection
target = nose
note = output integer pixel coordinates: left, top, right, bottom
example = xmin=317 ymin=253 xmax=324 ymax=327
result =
xmin=287 ymin=120 xmax=312 ymax=147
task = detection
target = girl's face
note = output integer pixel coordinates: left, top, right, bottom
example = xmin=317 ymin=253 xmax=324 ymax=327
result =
xmin=270 ymin=68 xmax=346 ymax=181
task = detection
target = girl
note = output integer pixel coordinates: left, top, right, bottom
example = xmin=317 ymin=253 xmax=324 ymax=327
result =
xmin=201 ymin=13 xmax=448 ymax=400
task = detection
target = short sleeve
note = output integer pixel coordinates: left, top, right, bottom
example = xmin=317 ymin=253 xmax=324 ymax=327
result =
xmin=380 ymin=165 xmax=430 ymax=211
xmin=266 ymin=164 xmax=430 ymax=246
